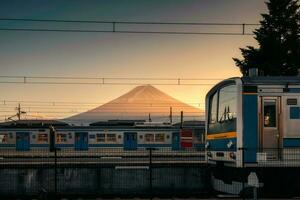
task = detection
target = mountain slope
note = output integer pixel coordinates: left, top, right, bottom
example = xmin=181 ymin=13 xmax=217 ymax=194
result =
xmin=65 ymin=85 xmax=203 ymax=125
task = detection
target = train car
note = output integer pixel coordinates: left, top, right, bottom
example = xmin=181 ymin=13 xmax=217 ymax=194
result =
xmin=54 ymin=124 xmax=176 ymax=152
xmin=205 ymin=76 xmax=300 ymax=196
xmin=0 ymin=120 xmax=205 ymax=155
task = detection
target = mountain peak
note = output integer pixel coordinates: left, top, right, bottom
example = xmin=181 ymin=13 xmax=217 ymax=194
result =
xmin=113 ymin=84 xmax=175 ymax=103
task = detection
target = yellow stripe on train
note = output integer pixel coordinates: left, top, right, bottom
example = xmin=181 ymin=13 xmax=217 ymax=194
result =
xmin=206 ymin=131 xmax=237 ymax=140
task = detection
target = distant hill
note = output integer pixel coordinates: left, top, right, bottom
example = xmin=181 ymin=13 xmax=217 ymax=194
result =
xmin=64 ymin=85 xmax=203 ymax=125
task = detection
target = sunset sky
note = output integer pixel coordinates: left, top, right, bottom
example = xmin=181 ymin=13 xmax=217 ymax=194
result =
xmin=0 ymin=0 xmax=267 ymax=120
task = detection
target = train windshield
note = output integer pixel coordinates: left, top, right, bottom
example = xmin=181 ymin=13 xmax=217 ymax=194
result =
xmin=208 ymin=83 xmax=237 ymax=134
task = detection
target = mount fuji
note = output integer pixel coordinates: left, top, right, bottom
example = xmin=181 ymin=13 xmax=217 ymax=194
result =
xmin=64 ymin=85 xmax=203 ymax=125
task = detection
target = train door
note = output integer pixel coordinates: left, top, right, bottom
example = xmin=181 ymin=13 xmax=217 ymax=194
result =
xmin=16 ymin=132 xmax=30 ymax=151
xmin=75 ymin=132 xmax=88 ymax=150
xmin=172 ymin=132 xmax=180 ymax=150
xmin=260 ymin=97 xmax=281 ymax=159
xmin=124 ymin=132 xmax=137 ymax=150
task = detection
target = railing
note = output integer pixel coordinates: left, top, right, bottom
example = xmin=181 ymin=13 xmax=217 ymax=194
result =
xmin=2 ymin=147 xmax=300 ymax=198
xmin=0 ymin=147 xmax=208 ymax=199
xmin=207 ymin=147 xmax=300 ymax=198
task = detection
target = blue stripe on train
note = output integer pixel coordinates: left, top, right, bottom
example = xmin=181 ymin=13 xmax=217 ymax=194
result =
xmin=288 ymin=88 xmax=300 ymax=93
xmin=89 ymin=144 xmax=123 ymax=147
xmin=243 ymin=94 xmax=258 ymax=163
xmin=283 ymin=138 xmax=300 ymax=147
xmin=30 ymin=144 xmax=49 ymax=147
xmin=0 ymin=144 xmax=15 ymax=147
xmin=137 ymin=144 xmax=171 ymax=148
xmin=208 ymin=138 xmax=237 ymax=151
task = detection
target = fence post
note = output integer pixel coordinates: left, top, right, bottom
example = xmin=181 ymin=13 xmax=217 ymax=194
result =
xmin=147 ymin=147 xmax=156 ymax=200
xmin=149 ymin=147 xmax=153 ymax=200
xmin=238 ymin=147 xmax=246 ymax=200
xmin=54 ymin=146 xmax=57 ymax=198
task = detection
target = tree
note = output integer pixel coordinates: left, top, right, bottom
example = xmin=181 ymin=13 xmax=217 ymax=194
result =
xmin=233 ymin=0 xmax=300 ymax=76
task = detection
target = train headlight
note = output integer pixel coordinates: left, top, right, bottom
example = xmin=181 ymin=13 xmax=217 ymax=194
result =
xmin=229 ymin=152 xmax=236 ymax=160
xmin=207 ymin=151 xmax=212 ymax=157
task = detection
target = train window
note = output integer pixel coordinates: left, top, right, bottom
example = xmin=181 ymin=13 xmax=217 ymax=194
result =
xmin=155 ymin=134 xmax=165 ymax=142
xmin=145 ymin=134 xmax=154 ymax=142
xmin=96 ymin=134 xmax=105 ymax=143
xmin=209 ymin=91 xmax=218 ymax=124
xmin=56 ymin=133 xmax=67 ymax=143
xmin=264 ymin=101 xmax=276 ymax=127
xmin=0 ymin=134 xmax=8 ymax=143
xmin=107 ymin=134 xmax=117 ymax=142
xmin=208 ymin=83 xmax=237 ymax=134
xmin=218 ymin=84 xmax=237 ymax=122
xmin=37 ymin=134 xmax=48 ymax=143
xmin=89 ymin=134 xmax=96 ymax=139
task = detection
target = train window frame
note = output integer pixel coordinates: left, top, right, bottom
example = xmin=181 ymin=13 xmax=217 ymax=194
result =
xmin=207 ymin=83 xmax=237 ymax=134
xmin=145 ymin=134 xmax=155 ymax=142
xmin=96 ymin=133 xmax=105 ymax=143
xmin=56 ymin=133 xmax=68 ymax=143
xmin=263 ymin=100 xmax=277 ymax=128
xmin=155 ymin=133 xmax=165 ymax=143
xmin=106 ymin=134 xmax=117 ymax=143
xmin=37 ymin=133 xmax=48 ymax=143
xmin=0 ymin=133 xmax=8 ymax=144
xmin=218 ymin=84 xmax=237 ymax=122
xmin=208 ymin=91 xmax=219 ymax=125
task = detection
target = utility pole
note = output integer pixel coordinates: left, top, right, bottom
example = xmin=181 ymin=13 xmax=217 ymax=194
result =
xmin=180 ymin=111 xmax=183 ymax=129
xmin=17 ymin=103 xmax=21 ymax=120
xmin=16 ymin=103 xmax=26 ymax=121
xmin=169 ymin=107 xmax=172 ymax=124
xmin=7 ymin=103 xmax=26 ymax=122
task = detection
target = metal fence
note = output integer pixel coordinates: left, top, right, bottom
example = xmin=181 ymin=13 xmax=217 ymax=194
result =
xmin=2 ymin=147 xmax=300 ymax=199
xmin=0 ymin=147 xmax=210 ymax=199
xmin=208 ymin=147 xmax=300 ymax=199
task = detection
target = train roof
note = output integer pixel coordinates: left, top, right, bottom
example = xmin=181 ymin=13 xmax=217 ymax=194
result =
xmin=0 ymin=120 xmax=205 ymax=131
xmin=242 ymin=76 xmax=300 ymax=85
xmin=90 ymin=120 xmax=145 ymax=126
xmin=173 ymin=120 xmax=205 ymax=128
xmin=0 ymin=120 xmax=69 ymax=128
xmin=207 ymin=76 xmax=300 ymax=98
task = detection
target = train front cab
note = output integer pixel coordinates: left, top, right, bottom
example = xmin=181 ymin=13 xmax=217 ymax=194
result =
xmin=206 ymin=77 xmax=300 ymax=196
xmin=205 ymin=78 xmax=242 ymax=165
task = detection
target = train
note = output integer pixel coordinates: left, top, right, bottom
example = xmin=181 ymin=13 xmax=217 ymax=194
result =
xmin=205 ymin=75 xmax=300 ymax=196
xmin=0 ymin=120 xmax=204 ymax=154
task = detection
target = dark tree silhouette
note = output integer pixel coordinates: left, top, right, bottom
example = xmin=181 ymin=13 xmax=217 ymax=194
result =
xmin=233 ymin=0 xmax=300 ymax=76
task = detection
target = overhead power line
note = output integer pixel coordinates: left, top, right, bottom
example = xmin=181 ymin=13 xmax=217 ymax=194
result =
xmin=0 ymin=100 xmax=205 ymax=105
xmin=0 ymin=18 xmax=259 ymax=35
xmin=0 ymin=28 xmax=254 ymax=36
xmin=0 ymin=18 xmax=260 ymax=26
xmin=0 ymin=76 xmax=223 ymax=86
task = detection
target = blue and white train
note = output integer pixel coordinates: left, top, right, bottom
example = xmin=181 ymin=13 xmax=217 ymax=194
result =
xmin=0 ymin=120 xmax=204 ymax=154
xmin=205 ymin=76 xmax=300 ymax=196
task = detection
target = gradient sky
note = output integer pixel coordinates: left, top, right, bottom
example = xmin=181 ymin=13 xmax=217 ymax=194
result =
xmin=0 ymin=0 xmax=267 ymax=120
